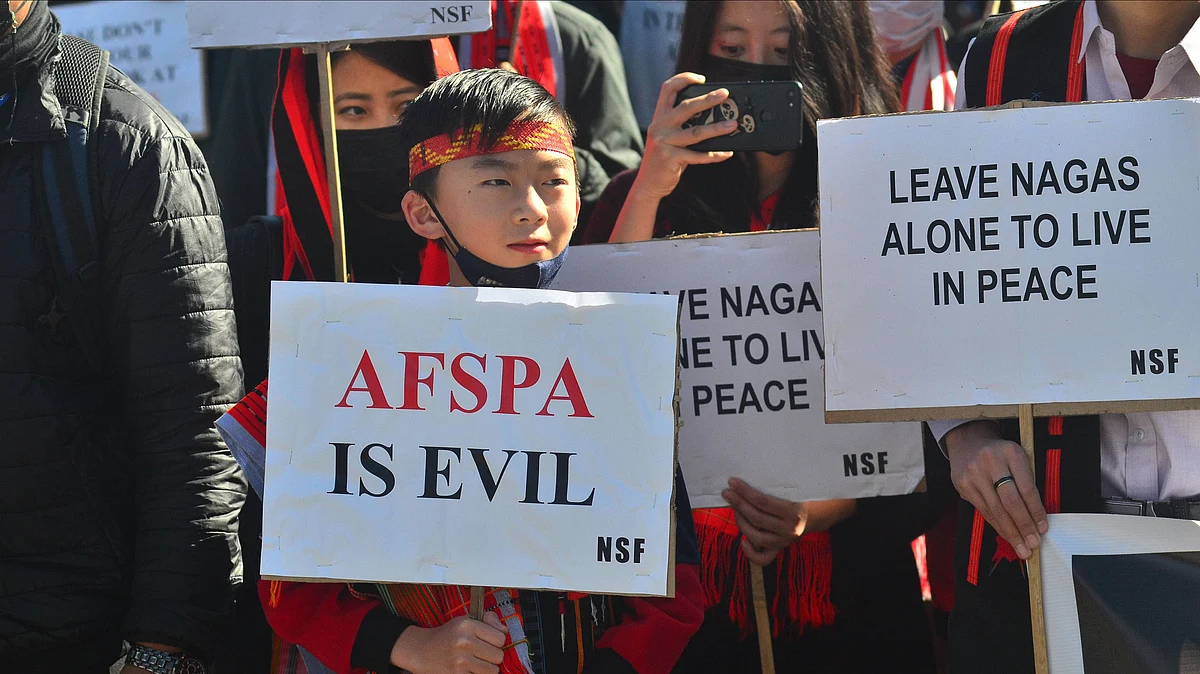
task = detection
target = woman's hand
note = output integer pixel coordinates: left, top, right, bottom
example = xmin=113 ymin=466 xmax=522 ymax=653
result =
xmin=391 ymin=613 xmax=509 ymax=674
xmin=945 ymin=420 xmax=1047 ymax=560
xmin=723 ymin=478 xmax=856 ymax=566
xmin=609 ymin=72 xmax=737 ymax=243
xmin=636 ymin=72 xmax=738 ymax=198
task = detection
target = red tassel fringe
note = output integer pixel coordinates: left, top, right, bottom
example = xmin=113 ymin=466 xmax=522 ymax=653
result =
xmin=694 ymin=507 xmax=835 ymax=639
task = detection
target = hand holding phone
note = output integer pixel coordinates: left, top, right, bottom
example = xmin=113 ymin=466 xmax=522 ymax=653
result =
xmin=632 ymin=72 xmax=739 ymax=201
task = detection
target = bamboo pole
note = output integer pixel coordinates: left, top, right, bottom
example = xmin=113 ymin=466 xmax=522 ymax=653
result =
xmin=750 ymin=564 xmax=776 ymax=674
xmin=314 ymin=45 xmax=349 ymax=283
xmin=469 ymin=586 xmax=486 ymax=620
xmin=1020 ymin=403 xmax=1050 ymax=674
xmin=507 ymin=0 xmax=526 ymax=68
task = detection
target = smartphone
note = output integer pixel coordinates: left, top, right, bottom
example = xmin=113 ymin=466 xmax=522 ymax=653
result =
xmin=677 ymin=81 xmax=804 ymax=153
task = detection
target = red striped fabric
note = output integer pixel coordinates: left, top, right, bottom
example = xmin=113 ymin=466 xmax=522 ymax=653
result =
xmin=1048 ymin=415 xmax=1064 ymax=436
xmin=967 ymin=510 xmax=987 ymax=586
xmin=985 ymin=10 xmax=1029 ymax=107
xmin=1045 ymin=449 xmax=1063 ymax=514
xmin=1066 ymin=1 xmax=1086 ymax=102
xmin=228 ymin=380 xmax=269 ymax=447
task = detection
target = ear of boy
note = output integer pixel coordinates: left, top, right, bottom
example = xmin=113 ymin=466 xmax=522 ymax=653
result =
xmin=401 ymin=190 xmax=446 ymax=242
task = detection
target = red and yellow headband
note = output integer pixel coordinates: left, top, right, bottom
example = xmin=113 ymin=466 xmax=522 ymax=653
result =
xmin=408 ymin=120 xmax=575 ymax=179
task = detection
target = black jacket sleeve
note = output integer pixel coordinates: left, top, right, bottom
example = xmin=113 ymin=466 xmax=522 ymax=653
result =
xmin=553 ymin=1 xmax=645 ymax=229
xmin=95 ymin=72 xmax=247 ymax=659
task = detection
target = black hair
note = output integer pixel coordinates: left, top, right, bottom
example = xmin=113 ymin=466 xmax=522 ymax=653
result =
xmin=399 ymin=68 xmax=576 ymax=198
xmin=666 ymin=0 xmax=900 ymax=234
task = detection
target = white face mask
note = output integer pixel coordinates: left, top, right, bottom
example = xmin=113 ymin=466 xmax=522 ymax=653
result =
xmin=868 ymin=0 xmax=945 ymax=58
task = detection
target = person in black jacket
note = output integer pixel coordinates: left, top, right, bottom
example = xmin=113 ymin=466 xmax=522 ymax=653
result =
xmin=0 ymin=2 xmax=245 ymax=672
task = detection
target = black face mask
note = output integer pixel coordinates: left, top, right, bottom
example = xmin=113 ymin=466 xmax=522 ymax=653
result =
xmin=419 ymin=191 xmax=567 ymax=289
xmin=703 ymin=54 xmax=793 ymax=83
xmin=337 ymin=125 xmax=409 ymax=215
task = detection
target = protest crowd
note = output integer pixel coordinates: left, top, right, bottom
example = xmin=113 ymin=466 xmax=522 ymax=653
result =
xmin=4 ymin=0 xmax=1200 ymax=673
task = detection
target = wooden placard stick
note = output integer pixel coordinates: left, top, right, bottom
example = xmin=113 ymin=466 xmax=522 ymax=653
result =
xmin=317 ymin=42 xmax=493 ymax=622
xmin=507 ymin=0 xmax=526 ymax=68
xmin=750 ymin=564 xmax=776 ymax=674
xmin=470 ymin=586 xmax=486 ymax=620
xmin=1020 ymin=403 xmax=1050 ymax=674
xmin=314 ymin=44 xmax=349 ymax=283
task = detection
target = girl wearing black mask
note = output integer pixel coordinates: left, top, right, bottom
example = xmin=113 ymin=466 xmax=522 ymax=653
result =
xmin=583 ymin=2 xmax=939 ymax=672
xmin=300 ymin=41 xmax=441 ymax=286
xmin=220 ymin=40 xmax=450 ymax=671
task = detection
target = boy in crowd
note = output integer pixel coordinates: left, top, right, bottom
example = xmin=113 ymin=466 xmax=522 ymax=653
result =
xmin=227 ymin=68 xmax=704 ymax=674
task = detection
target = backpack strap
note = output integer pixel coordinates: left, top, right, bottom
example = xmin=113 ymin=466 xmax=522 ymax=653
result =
xmin=964 ymin=0 xmax=1086 ymax=108
xmin=34 ymin=34 xmax=109 ymax=371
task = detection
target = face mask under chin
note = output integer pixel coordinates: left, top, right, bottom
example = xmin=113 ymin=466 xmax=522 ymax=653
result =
xmin=420 ymin=191 xmax=567 ymax=290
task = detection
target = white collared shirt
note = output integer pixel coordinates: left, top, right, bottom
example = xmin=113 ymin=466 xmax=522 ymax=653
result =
xmin=935 ymin=0 xmax=1200 ymax=501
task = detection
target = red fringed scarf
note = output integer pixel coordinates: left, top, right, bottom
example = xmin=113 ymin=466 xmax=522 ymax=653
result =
xmin=692 ymin=508 xmax=835 ymax=639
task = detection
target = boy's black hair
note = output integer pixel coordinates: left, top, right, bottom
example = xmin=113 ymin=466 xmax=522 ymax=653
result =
xmin=399 ymin=69 xmax=576 ymax=197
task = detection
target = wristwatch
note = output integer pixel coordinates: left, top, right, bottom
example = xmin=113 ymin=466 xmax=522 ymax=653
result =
xmin=126 ymin=644 xmax=206 ymax=674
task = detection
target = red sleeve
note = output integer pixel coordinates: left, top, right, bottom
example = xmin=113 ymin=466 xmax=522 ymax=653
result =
xmin=595 ymin=562 xmax=705 ymax=674
xmin=258 ymin=579 xmax=380 ymax=674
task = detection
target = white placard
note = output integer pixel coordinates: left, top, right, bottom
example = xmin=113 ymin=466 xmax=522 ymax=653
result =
xmin=262 ymin=282 xmax=678 ymax=596
xmin=1042 ymin=513 xmax=1200 ymax=673
xmin=56 ymin=1 xmax=207 ymax=136
xmin=552 ymin=232 xmax=924 ymax=507
xmin=818 ymin=99 xmax=1200 ymax=417
xmin=187 ymin=1 xmax=491 ymax=49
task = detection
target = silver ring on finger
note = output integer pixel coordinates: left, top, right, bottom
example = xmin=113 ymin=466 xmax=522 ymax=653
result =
xmin=993 ymin=475 xmax=1016 ymax=491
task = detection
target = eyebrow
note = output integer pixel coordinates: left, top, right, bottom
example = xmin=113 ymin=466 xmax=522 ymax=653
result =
xmin=387 ymin=86 xmax=423 ymax=98
xmin=470 ymin=155 xmax=574 ymax=171
xmin=542 ymin=157 xmax=574 ymax=171
xmin=333 ymin=86 xmax=422 ymax=105
xmin=471 ymin=156 xmax=517 ymax=170
xmin=333 ymin=92 xmax=369 ymax=105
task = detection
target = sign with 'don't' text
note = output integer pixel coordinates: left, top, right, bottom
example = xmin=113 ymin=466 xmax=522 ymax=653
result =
xmin=57 ymin=1 xmax=208 ymax=136
xmin=262 ymin=283 xmax=678 ymax=596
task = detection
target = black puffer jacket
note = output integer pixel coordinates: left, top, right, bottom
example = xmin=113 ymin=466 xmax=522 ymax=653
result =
xmin=0 ymin=7 xmax=245 ymax=671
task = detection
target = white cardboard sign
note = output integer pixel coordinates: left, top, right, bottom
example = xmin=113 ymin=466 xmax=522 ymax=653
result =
xmin=56 ymin=1 xmax=207 ymax=136
xmin=187 ymin=1 xmax=491 ymax=49
xmin=262 ymin=282 xmax=678 ymax=596
xmin=1041 ymin=513 xmax=1200 ymax=673
xmin=552 ymin=232 xmax=924 ymax=507
xmin=818 ymin=99 xmax=1200 ymax=418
